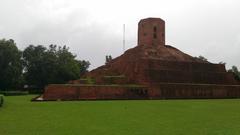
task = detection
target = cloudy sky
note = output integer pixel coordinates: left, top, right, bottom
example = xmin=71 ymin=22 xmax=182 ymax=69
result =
xmin=0 ymin=0 xmax=240 ymax=69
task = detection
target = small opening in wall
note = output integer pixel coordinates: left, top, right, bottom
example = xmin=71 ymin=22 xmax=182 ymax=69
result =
xmin=153 ymin=26 xmax=157 ymax=32
xmin=154 ymin=33 xmax=157 ymax=39
xmin=153 ymin=26 xmax=157 ymax=39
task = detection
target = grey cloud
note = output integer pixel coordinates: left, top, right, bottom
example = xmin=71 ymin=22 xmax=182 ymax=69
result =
xmin=0 ymin=0 xmax=240 ymax=70
xmin=18 ymin=12 xmax=123 ymax=69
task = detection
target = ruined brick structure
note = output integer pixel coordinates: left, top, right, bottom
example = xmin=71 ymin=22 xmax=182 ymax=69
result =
xmin=138 ymin=18 xmax=165 ymax=46
xmin=41 ymin=17 xmax=240 ymax=101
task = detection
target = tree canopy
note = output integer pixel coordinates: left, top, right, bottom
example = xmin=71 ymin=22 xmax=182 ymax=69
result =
xmin=23 ymin=44 xmax=90 ymax=89
xmin=228 ymin=66 xmax=240 ymax=81
xmin=0 ymin=39 xmax=23 ymax=90
xmin=196 ymin=55 xmax=208 ymax=62
xmin=0 ymin=38 xmax=90 ymax=91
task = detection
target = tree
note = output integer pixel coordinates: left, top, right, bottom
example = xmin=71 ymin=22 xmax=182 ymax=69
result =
xmin=23 ymin=45 xmax=48 ymax=88
xmin=54 ymin=45 xmax=82 ymax=83
xmin=105 ymin=55 xmax=112 ymax=64
xmin=78 ymin=60 xmax=90 ymax=76
xmin=197 ymin=55 xmax=208 ymax=62
xmin=228 ymin=66 xmax=240 ymax=81
xmin=23 ymin=44 xmax=90 ymax=89
xmin=219 ymin=61 xmax=226 ymax=65
xmin=0 ymin=39 xmax=23 ymax=90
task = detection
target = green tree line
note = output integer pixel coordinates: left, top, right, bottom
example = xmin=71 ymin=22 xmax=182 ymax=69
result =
xmin=0 ymin=39 xmax=90 ymax=91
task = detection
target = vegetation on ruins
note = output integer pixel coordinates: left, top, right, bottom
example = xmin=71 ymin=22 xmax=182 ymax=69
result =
xmin=196 ymin=55 xmax=208 ymax=62
xmin=0 ymin=39 xmax=90 ymax=91
xmin=105 ymin=55 xmax=112 ymax=64
xmin=78 ymin=60 xmax=90 ymax=76
xmin=228 ymin=66 xmax=240 ymax=81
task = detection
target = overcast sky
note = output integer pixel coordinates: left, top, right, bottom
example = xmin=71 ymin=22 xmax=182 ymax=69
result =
xmin=0 ymin=0 xmax=240 ymax=69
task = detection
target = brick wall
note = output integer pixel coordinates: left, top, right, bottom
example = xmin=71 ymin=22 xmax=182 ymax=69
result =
xmin=42 ymin=84 xmax=240 ymax=101
xmin=138 ymin=18 xmax=165 ymax=46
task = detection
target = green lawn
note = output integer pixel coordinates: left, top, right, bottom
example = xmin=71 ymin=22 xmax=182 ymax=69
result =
xmin=1 ymin=96 xmax=240 ymax=135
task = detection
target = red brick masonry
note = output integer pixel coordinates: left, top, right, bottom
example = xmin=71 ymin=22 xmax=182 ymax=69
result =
xmin=43 ymin=84 xmax=148 ymax=100
xmin=41 ymin=17 xmax=240 ymax=101
xmin=43 ymin=83 xmax=240 ymax=100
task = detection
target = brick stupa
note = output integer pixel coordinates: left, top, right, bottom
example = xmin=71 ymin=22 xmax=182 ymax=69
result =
xmin=42 ymin=18 xmax=240 ymax=101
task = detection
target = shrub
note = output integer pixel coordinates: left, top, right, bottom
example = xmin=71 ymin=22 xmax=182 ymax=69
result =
xmin=103 ymin=75 xmax=125 ymax=84
xmin=0 ymin=95 xmax=4 ymax=107
xmin=228 ymin=66 xmax=240 ymax=81
xmin=27 ymin=89 xmax=43 ymax=94
xmin=0 ymin=91 xmax=28 ymax=96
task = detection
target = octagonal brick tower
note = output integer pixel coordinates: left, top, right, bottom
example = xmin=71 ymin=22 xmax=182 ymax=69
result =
xmin=138 ymin=18 xmax=165 ymax=46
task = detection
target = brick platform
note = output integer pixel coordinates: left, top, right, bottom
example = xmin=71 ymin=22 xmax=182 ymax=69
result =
xmin=43 ymin=84 xmax=148 ymax=100
xmin=42 ymin=83 xmax=240 ymax=101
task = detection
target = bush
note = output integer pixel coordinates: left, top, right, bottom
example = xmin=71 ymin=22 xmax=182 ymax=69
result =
xmin=228 ymin=66 xmax=240 ymax=81
xmin=28 ymin=89 xmax=43 ymax=94
xmin=0 ymin=95 xmax=4 ymax=107
xmin=103 ymin=75 xmax=125 ymax=84
xmin=79 ymin=77 xmax=96 ymax=84
xmin=0 ymin=91 xmax=28 ymax=96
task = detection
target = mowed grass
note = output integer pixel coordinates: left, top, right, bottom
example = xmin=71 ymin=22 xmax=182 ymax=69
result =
xmin=1 ymin=96 xmax=240 ymax=135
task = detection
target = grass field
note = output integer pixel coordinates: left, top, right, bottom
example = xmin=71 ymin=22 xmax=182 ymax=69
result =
xmin=1 ymin=96 xmax=240 ymax=135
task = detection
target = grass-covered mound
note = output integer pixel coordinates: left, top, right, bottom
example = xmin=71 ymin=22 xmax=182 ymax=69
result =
xmin=1 ymin=95 xmax=240 ymax=135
